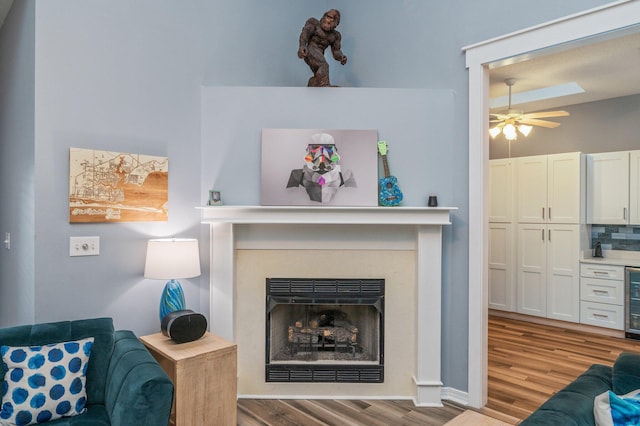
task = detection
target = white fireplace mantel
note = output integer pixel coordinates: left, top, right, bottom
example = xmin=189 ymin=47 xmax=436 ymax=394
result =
xmin=199 ymin=205 xmax=456 ymax=406
xmin=199 ymin=205 xmax=455 ymax=225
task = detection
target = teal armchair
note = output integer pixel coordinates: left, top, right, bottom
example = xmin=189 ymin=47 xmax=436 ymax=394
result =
xmin=0 ymin=318 xmax=174 ymax=425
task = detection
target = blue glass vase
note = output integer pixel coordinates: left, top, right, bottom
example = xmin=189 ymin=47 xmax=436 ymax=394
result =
xmin=159 ymin=279 xmax=186 ymax=322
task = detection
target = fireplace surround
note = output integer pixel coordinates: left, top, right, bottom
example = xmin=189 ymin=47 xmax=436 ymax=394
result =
xmin=200 ymin=205 xmax=455 ymax=406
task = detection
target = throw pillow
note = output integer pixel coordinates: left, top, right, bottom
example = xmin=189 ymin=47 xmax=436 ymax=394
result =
xmin=594 ymin=388 xmax=640 ymax=426
xmin=0 ymin=337 xmax=94 ymax=426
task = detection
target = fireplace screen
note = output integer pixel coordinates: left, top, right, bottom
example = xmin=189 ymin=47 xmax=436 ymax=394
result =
xmin=265 ymin=278 xmax=384 ymax=383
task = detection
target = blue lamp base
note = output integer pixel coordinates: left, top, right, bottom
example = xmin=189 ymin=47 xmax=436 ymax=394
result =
xmin=159 ymin=279 xmax=186 ymax=323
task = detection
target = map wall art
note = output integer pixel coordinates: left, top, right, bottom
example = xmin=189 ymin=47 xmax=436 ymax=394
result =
xmin=261 ymin=129 xmax=378 ymax=206
xmin=69 ymin=147 xmax=169 ymax=223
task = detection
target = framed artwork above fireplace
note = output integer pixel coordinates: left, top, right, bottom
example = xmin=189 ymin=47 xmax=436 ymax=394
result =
xmin=260 ymin=128 xmax=378 ymax=207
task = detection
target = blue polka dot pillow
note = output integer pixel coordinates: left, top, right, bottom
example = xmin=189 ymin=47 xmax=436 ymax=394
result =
xmin=0 ymin=337 xmax=94 ymax=425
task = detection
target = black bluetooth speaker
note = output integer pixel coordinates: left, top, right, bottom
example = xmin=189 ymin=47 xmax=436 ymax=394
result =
xmin=161 ymin=309 xmax=207 ymax=343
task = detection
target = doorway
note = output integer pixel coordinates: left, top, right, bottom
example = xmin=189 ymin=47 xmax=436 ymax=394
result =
xmin=464 ymin=1 xmax=640 ymax=408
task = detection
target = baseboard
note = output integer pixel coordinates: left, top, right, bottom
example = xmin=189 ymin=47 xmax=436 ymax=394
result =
xmin=440 ymin=386 xmax=468 ymax=406
xmin=238 ymin=394 xmax=414 ymax=401
xmin=239 ymin=387 xmax=469 ymax=406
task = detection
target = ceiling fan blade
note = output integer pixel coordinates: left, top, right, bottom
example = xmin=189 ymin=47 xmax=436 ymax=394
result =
xmin=518 ymin=118 xmax=562 ymax=128
xmin=521 ymin=111 xmax=569 ymax=119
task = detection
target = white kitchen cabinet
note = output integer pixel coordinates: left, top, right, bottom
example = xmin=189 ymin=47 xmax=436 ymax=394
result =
xmin=516 ymin=152 xmax=583 ymax=224
xmin=489 ymin=158 xmax=515 ymax=312
xmin=489 ymin=223 xmax=515 ymax=311
xmin=586 ymin=151 xmax=629 ymax=224
xmin=516 ymin=155 xmax=547 ymax=223
xmin=630 ymin=150 xmax=640 ymax=225
xmin=546 ymin=225 xmax=581 ymax=323
xmin=489 ymin=159 xmax=513 ymax=223
xmin=580 ymin=263 xmax=625 ymax=330
xmin=516 ymin=223 xmax=547 ymax=317
xmin=516 ymin=223 xmax=580 ymax=322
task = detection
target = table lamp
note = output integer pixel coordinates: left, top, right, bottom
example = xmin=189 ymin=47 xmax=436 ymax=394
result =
xmin=144 ymin=238 xmax=201 ymax=323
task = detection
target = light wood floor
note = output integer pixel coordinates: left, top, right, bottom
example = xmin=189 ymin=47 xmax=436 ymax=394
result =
xmin=238 ymin=399 xmax=465 ymax=426
xmin=237 ymin=315 xmax=640 ymax=425
xmin=486 ymin=314 xmax=640 ymax=420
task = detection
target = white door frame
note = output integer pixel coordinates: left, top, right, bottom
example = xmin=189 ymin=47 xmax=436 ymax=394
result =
xmin=463 ymin=0 xmax=640 ymax=408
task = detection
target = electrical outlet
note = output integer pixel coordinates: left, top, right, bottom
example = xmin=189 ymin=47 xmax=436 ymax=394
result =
xmin=70 ymin=236 xmax=100 ymax=257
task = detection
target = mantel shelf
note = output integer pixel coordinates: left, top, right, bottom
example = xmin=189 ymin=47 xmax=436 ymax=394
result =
xmin=197 ymin=205 xmax=457 ymax=225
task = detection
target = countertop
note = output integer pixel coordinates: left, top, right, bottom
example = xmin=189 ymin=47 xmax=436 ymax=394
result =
xmin=581 ymin=250 xmax=640 ymax=268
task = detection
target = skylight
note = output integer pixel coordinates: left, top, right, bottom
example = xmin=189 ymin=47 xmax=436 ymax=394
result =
xmin=490 ymin=82 xmax=584 ymax=109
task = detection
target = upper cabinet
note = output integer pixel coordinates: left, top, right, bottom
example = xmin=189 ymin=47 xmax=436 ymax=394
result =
xmin=489 ymin=159 xmax=513 ymax=223
xmin=516 ymin=152 xmax=584 ymax=224
xmin=586 ymin=150 xmax=640 ymax=225
xmin=630 ymin=151 xmax=640 ymax=225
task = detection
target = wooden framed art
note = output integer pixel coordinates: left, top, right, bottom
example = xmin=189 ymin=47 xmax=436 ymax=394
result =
xmin=69 ymin=147 xmax=168 ymax=223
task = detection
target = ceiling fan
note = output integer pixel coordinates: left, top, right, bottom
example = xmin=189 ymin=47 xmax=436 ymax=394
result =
xmin=489 ymin=78 xmax=569 ymax=140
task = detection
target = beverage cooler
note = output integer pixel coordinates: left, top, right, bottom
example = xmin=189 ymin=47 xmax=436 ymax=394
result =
xmin=626 ymin=267 xmax=640 ymax=339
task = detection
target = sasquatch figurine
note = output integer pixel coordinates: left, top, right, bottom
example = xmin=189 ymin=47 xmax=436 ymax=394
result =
xmin=297 ymin=9 xmax=348 ymax=87
xmin=287 ymin=133 xmax=356 ymax=203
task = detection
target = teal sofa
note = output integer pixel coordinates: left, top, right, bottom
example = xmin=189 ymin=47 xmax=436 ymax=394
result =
xmin=0 ymin=317 xmax=174 ymax=425
xmin=520 ymin=352 xmax=640 ymax=425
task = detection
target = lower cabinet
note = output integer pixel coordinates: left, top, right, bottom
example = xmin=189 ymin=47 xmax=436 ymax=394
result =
xmin=489 ymin=223 xmax=515 ymax=311
xmin=516 ymin=223 xmax=581 ymax=322
xmin=580 ymin=263 xmax=625 ymax=330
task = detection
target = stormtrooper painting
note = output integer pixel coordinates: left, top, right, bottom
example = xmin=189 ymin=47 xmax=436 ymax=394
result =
xmin=286 ymin=133 xmax=357 ymax=203
xmin=260 ymin=129 xmax=378 ymax=206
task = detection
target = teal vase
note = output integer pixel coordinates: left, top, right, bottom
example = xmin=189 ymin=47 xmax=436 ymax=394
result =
xmin=159 ymin=279 xmax=186 ymax=322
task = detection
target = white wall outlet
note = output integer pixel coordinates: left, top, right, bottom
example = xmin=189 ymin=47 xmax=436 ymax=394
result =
xmin=70 ymin=236 xmax=100 ymax=256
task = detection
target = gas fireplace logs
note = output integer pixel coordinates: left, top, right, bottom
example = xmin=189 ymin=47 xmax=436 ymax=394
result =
xmin=288 ymin=310 xmax=359 ymax=354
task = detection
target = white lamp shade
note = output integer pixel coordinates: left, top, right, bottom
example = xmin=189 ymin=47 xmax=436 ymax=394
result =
xmin=518 ymin=124 xmax=533 ymax=136
xmin=144 ymin=238 xmax=201 ymax=280
xmin=489 ymin=127 xmax=501 ymax=138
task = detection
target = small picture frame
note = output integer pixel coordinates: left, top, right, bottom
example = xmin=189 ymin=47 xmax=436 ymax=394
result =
xmin=208 ymin=190 xmax=223 ymax=206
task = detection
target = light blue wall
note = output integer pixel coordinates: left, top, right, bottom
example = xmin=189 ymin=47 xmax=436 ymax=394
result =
xmin=0 ymin=0 xmax=36 ymax=327
xmin=30 ymin=0 xmax=206 ymax=332
xmin=0 ymin=0 xmax=616 ymax=395
xmin=201 ymin=87 xmax=455 ymax=207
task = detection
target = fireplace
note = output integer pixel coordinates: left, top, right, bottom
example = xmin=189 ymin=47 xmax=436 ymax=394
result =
xmin=265 ymin=278 xmax=384 ymax=383
xmin=201 ymin=206 xmax=455 ymax=405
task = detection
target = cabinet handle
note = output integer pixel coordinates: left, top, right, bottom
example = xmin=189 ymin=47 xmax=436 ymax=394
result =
xmin=593 ymin=271 xmax=610 ymax=276
xmin=593 ymin=290 xmax=609 ymax=295
xmin=549 ymin=229 xmax=551 ymax=241
xmin=548 ymin=207 xmax=551 ymax=220
xmin=593 ymin=313 xmax=609 ymax=319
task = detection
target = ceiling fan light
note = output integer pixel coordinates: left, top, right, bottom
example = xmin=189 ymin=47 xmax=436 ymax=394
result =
xmin=518 ymin=124 xmax=533 ymax=136
xmin=489 ymin=127 xmax=501 ymax=138
xmin=503 ymin=123 xmax=517 ymax=140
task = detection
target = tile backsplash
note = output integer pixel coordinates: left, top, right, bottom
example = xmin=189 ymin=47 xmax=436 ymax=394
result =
xmin=592 ymin=225 xmax=640 ymax=251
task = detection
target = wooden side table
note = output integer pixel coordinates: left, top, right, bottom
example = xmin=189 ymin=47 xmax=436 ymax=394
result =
xmin=140 ymin=332 xmax=237 ymax=426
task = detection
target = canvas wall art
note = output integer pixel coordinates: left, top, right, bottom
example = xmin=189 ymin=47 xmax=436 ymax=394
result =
xmin=261 ymin=129 xmax=378 ymax=206
xmin=69 ymin=147 xmax=169 ymax=223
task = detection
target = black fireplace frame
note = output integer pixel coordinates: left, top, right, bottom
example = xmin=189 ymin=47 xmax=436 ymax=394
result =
xmin=265 ymin=278 xmax=384 ymax=383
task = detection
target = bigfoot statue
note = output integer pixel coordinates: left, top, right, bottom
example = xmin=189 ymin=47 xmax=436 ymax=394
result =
xmin=297 ymin=9 xmax=347 ymax=87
